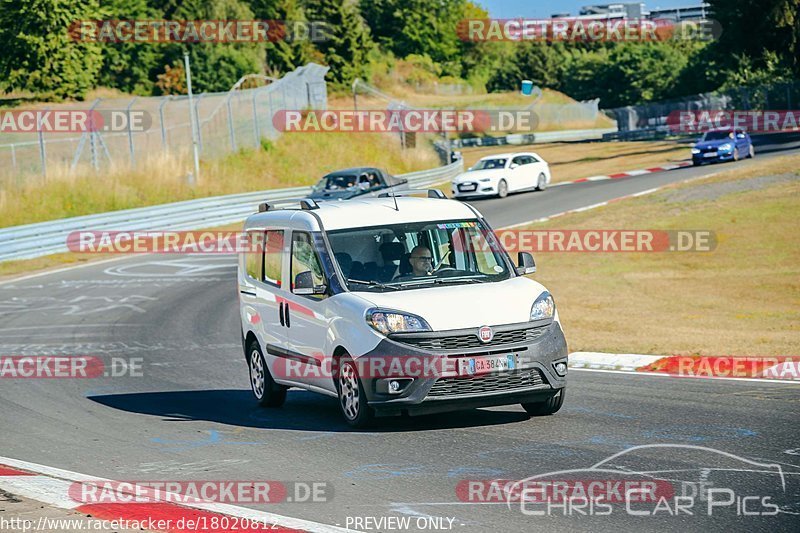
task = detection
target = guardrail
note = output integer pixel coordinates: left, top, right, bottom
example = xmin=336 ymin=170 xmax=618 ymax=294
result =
xmin=0 ymin=160 xmax=464 ymax=262
xmin=448 ymin=128 xmax=617 ymax=149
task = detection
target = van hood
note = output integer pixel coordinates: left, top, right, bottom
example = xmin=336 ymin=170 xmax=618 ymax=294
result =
xmin=352 ymin=276 xmax=548 ymax=331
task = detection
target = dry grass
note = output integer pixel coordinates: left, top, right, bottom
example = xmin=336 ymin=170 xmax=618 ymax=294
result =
xmin=0 ymin=132 xmax=439 ymax=227
xmin=331 ymin=87 xmax=615 ymax=131
xmin=460 ymin=140 xmax=690 ymax=183
xmin=523 ymin=154 xmax=800 ymax=356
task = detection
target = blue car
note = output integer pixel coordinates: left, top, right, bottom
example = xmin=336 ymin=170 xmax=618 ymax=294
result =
xmin=692 ymin=128 xmax=755 ymax=166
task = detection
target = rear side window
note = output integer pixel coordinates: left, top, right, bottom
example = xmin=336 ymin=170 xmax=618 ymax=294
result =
xmin=263 ymin=230 xmax=284 ymax=287
xmin=244 ymin=231 xmax=263 ymax=281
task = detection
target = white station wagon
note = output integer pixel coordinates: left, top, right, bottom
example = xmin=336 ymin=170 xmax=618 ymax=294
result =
xmin=238 ymin=191 xmax=567 ymax=427
xmin=451 ymin=152 xmax=551 ymax=199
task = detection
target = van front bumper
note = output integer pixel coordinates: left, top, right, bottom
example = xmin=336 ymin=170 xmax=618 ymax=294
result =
xmin=355 ymin=319 xmax=568 ymax=417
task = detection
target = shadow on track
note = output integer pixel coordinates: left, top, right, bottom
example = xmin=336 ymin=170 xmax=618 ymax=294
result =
xmin=87 ymin=389 xmax=531 ymax=433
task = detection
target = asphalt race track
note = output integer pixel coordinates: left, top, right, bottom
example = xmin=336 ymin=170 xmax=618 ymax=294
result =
xmin=1 ymin=143 xmax=799 ymax=532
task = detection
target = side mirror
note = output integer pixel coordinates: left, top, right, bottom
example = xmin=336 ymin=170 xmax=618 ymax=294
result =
xmin=516 ymin=252 xmax=536 ymax=275
xmin=294 ymin=271 xmax=326 ymax=295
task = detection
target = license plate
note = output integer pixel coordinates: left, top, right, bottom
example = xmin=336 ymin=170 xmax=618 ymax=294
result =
xmin=458 ymin=183 xmax=477 ymax=192
xmin=459 ymin=354 xmax=516 ymax=376
xmin=703 ymin=152 xmax=718 ymax=157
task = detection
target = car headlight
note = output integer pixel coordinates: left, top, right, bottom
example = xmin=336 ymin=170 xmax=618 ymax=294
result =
xmin=718 ymin=143 xmax=732 ymax=151
xmin=367 ymin=309 xmax=431 ymax=335
xmin=479 ymin=177 xmax=491 ymax=182
xmin=691 ymin=148 xmax=700 ymax=154
xmin=530 ymin=292 xmax=555 ymax=321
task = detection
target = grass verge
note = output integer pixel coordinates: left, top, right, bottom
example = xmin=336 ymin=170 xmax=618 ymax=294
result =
xmin=522 ymin=154 xmax=800 ymax=356
xmin=0 ymin=132 xmax=439 ymax=228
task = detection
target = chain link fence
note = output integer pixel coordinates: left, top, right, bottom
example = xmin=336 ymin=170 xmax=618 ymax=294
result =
xmin=0 ymin=63 xmax=329 ymax=190
xmin=352 ymin=79 xmax=601 ymax=133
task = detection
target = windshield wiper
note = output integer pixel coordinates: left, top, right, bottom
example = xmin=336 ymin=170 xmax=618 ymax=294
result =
xmin=392 ymin=276 xmax=488 ymax=289
xmin=434 ymin=276 xmax=488 ymax=284
xmin=346 ymin=279 xmax=401 ymax=291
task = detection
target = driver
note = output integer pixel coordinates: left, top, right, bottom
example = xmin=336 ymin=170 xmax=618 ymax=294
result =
xmin=408 ymin=245 xmax=433 ymax=277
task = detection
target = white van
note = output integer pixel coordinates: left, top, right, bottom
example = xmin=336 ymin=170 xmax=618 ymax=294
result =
xmin=238 ymin=192 xmax=567 ymax=427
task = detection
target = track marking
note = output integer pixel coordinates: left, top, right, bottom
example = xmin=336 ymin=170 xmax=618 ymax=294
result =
xmin=570 ymin=367 xmax=800 ymax=385
xmin=0 ymin=256 xmax=134 ymax=287
xmin=501 ymin=169 xmax=723 ymax=229
xmin=0 ymin=456 xmax=360 ymax=533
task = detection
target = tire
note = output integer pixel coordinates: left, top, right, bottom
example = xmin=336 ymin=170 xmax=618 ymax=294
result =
xmin=748 ymin=144 xmax=755 ymax=158
xmin=522 ymin=388 xmax=565 ymax=416
xmin=337 ymin=356 xmax=374 ymax=428
xmin=248 ymin=340 xmax=286 ymax=407
xmin=733 ymin=148 xmax=740 ymax=161
xmin=497 ymin=179 xmax=509 ymax=198
xmin=536 ymin=173 xmax=547 ymax=191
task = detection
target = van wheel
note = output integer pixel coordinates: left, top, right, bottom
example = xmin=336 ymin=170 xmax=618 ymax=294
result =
xmin=733 ymin=148 xmax=740 ymax=161
xmin=337 ymin=356 xmax=374 ymax=428
xmin=522 ymin=388 xmax=564 ymax=416
xmin=536 ymin=173 xmax=547 ymax=191
xmin=248 ymin=340 xmax=286 ymax=407
xmin=497 ymin=179 xmax=508 ymax=198
xmin=748 ymin=144 xmax=755 ymax=158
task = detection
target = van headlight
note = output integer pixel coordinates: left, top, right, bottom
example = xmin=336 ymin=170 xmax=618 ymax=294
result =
xmin=530 ymin=292 xmax=555 ymax=321
xmin=367 ymin=309 xmax=431 ymax=335
xmin=718 ymin=143 xmax=732 ymax=151
xmin=691 ymin=148 xmax=700 ymax=154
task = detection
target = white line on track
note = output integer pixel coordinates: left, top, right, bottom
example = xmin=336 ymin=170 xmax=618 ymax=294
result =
xmin=570 ymin=367 xmax=800 ymax=385
xmin=0 ymin=256 xmax=133 ymax=286
xmin=0 ymin=456 xmax=360 ymax=533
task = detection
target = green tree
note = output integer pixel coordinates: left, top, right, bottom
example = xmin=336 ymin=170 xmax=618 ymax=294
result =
xmin=306 ymin=0 xmax=373 ymax=88
xmin=706 ymin=0 xmax=798 ymax=78
xmin=250 ymin=0 xmax=315 ymax=75
xmin=156 ymin=0 xmax=266 ymax=93
xmin=361 ymin=0 xmax=466 ymax=76
xmin=0 ymin=0 xmax=103 ymax=100
xmin=560 ymin=42 xmax=693 ymax=107
xmin=97 ymin=0 xmax=164 ymax=95
xmin=487 ymin=42 xmax=569 ymax=92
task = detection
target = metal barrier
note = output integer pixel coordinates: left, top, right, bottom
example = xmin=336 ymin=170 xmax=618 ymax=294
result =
xmin=449 ymin=129 xmax=617 ymax=148
xmin=0 ymin=160 xmax=464 ymax=262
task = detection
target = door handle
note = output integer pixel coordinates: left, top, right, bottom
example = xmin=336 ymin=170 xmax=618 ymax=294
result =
xmin=279 ymin=302 xmax=285 ymax=327
xmin=285 ymin=303 xmax=291 ymax=328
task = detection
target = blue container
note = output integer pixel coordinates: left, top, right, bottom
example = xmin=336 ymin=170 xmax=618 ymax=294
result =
xmin=521 ymin=80 xmax=534 ymax=96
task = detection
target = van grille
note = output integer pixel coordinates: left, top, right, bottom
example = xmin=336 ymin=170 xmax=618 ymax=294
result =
xmin=426 ymin=369 xmax=549 ymax=398
xmin=393 ymin=325 xmax=548 ymax=351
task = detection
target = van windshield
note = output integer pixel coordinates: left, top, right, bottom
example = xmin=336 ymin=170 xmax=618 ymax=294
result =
xmin=327 ymin=219 xmax=513 ymax=292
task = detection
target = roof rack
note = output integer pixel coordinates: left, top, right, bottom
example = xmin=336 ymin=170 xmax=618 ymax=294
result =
xmin=377 ymin=189 xmax=447 ymax=199
xmin=258 ymin=198 xmax=319 ymax=213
